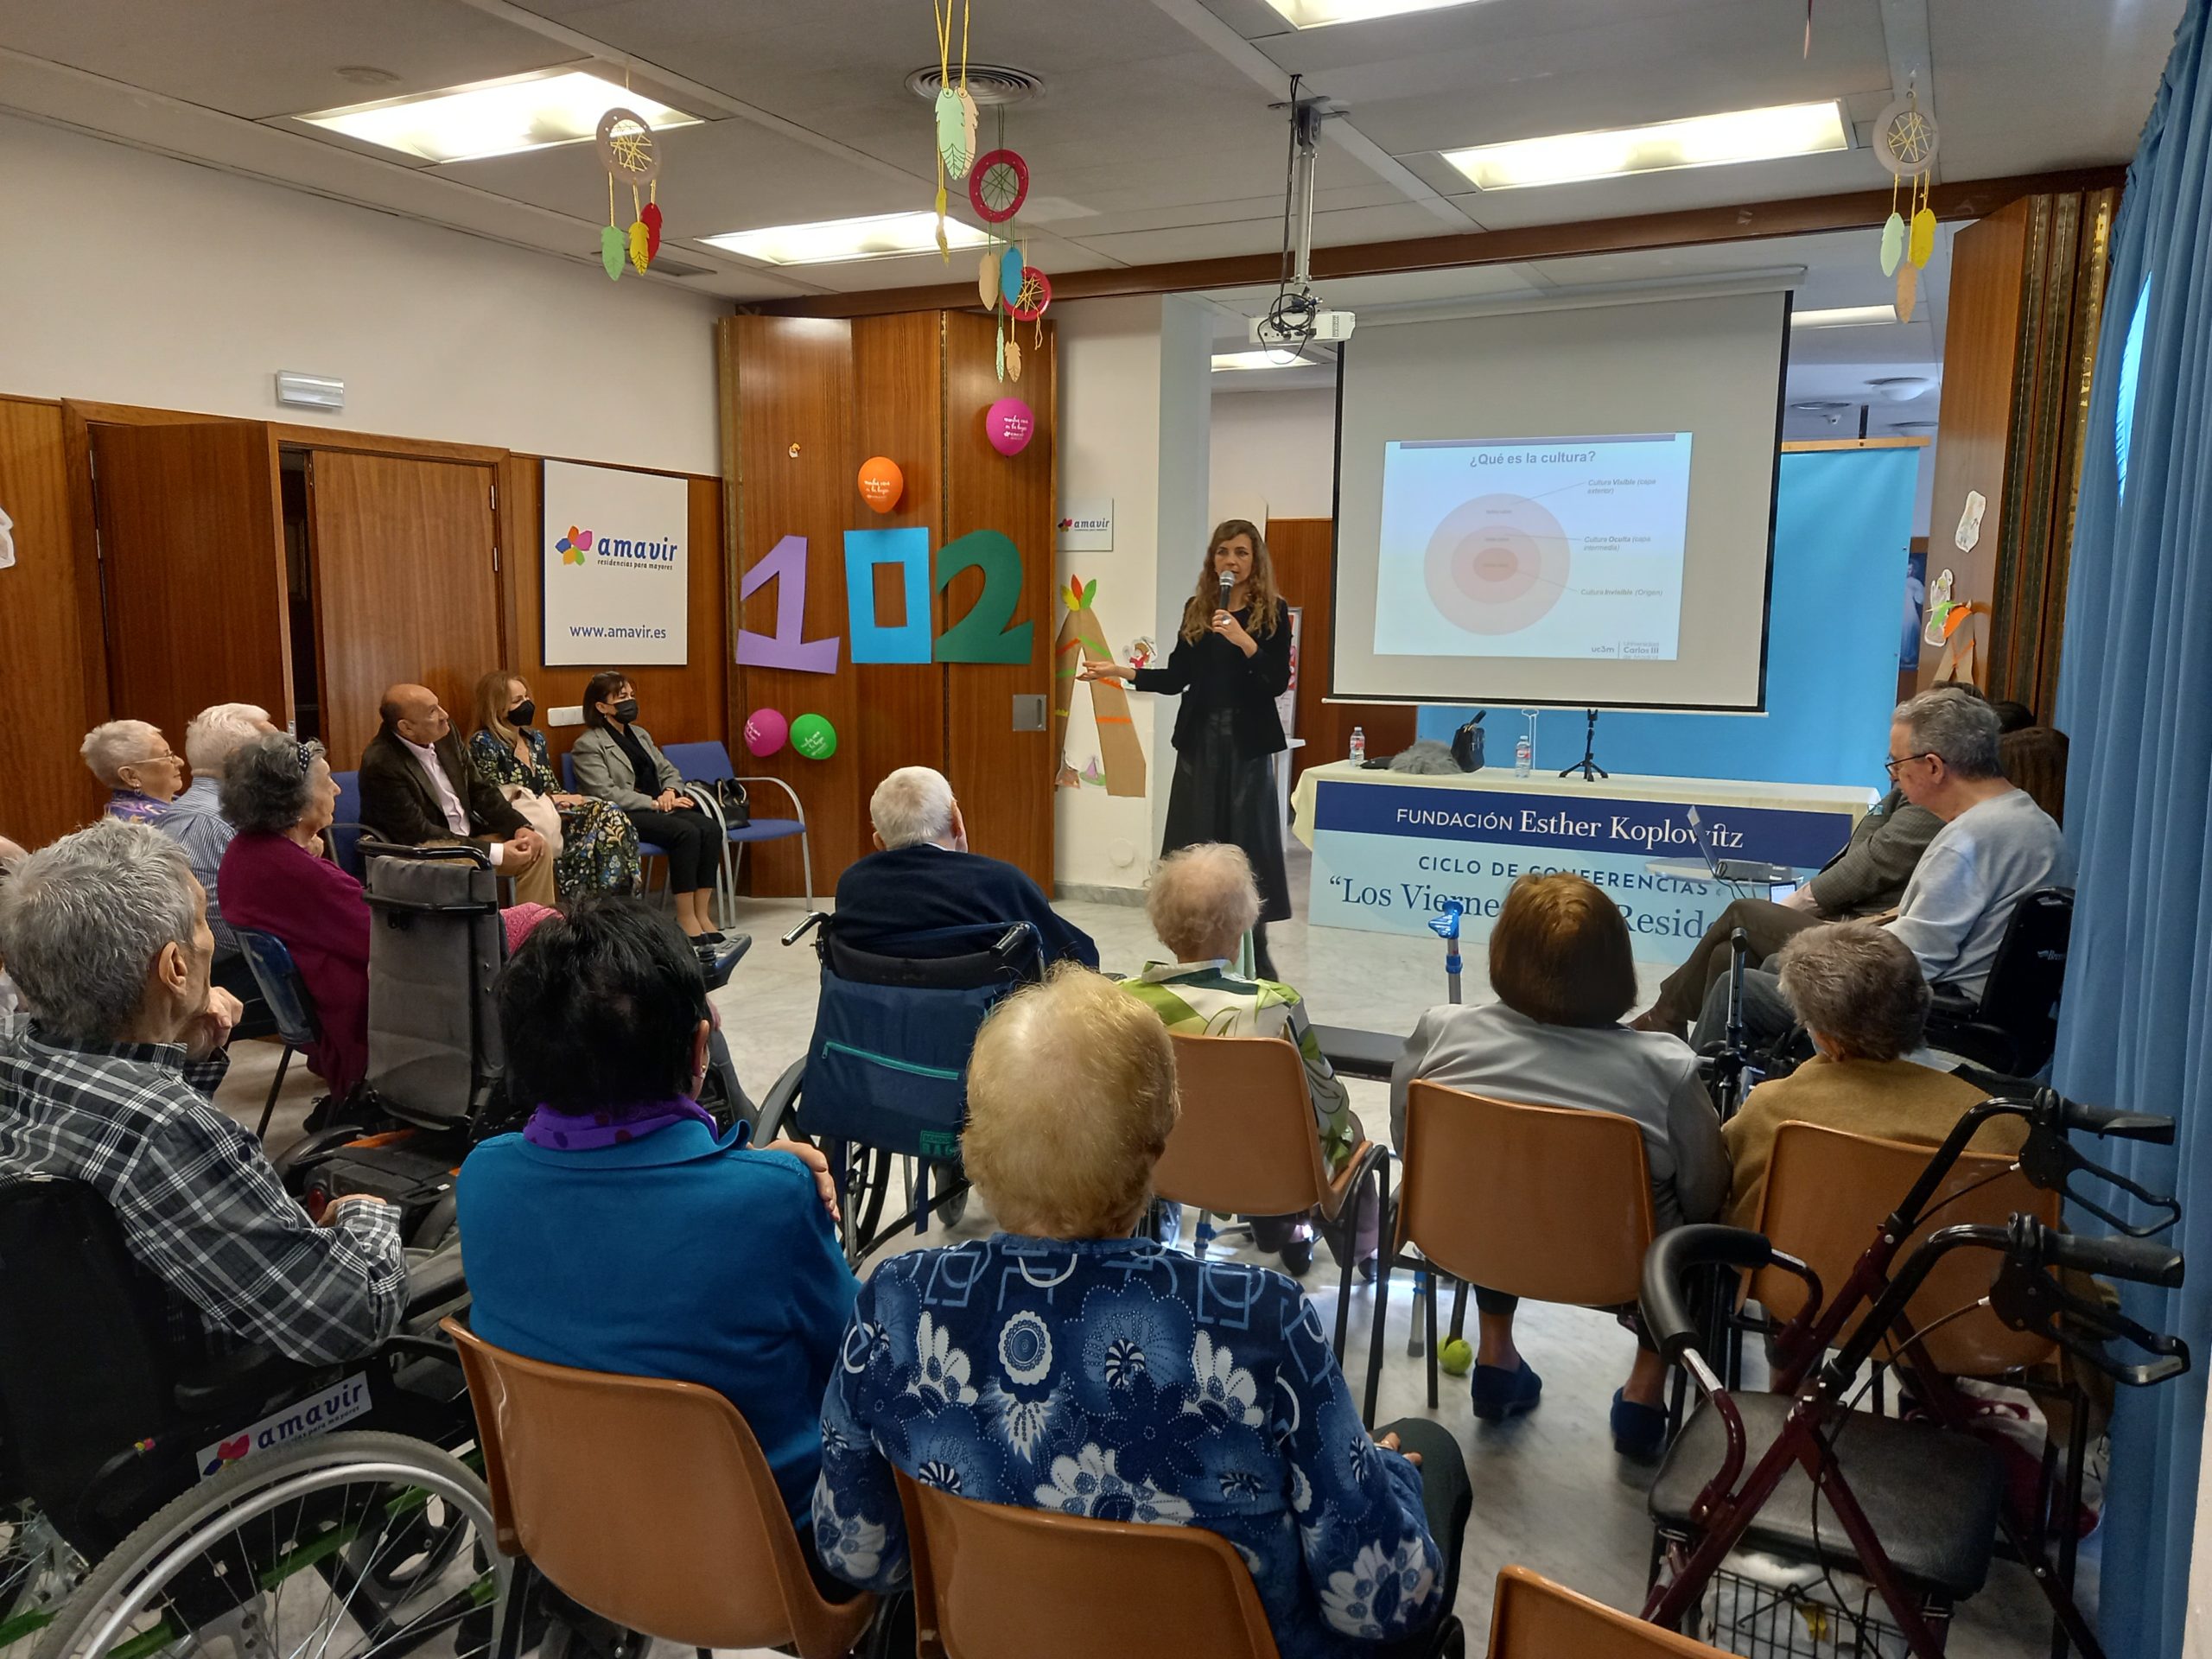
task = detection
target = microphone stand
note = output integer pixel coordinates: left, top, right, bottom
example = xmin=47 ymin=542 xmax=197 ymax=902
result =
xmin=1560 ymin=707 xmax=1608 ymax=780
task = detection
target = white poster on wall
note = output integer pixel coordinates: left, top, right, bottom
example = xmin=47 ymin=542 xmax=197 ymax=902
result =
xmin=542 ymin=459 xmax=689 ymax=666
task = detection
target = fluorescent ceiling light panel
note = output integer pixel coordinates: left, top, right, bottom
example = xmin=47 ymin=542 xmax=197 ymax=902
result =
xmin=301 ymin=69 xmax=696 ymax=164
xmin=1258 ymin=0 xmax=1489 ymax=26
xmin=1442 ymin=100 xmax=1849 ymax=191
xmin=702 ymin=212 xmax=986 ymax=265
xmin=1791 ymin=303 xmax=1901 ymax=329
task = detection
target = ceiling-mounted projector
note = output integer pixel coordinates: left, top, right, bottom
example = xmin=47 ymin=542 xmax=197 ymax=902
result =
xmin=1251 ymin=308 xmax=1357 ymax=349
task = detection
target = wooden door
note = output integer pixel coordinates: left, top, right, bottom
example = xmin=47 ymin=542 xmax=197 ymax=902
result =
xmin=308 ymin=450 xmax=502 ymax=767
xmin=943 ymin=310 xmax=1055 ymax=886
xmin=90 ymin=421 xmax=290 ymax=748
xmin=1266 ymin=517 xmax=1415 ymax=779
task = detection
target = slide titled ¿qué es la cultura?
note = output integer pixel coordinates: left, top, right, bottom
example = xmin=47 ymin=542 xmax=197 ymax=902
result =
xmin=1373 ymin=432 xmax=1694 ymax=663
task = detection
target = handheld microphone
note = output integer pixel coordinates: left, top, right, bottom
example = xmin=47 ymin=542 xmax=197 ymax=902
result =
xmin=1217 ymin=571 xmax=1233 ymax=613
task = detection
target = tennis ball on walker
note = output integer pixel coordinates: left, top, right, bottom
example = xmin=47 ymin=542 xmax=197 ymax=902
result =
xmin=790 ymin=712 xmax=838 ymax=760
xmin=1438 ymin=1338 xmax=1474 ymax=1376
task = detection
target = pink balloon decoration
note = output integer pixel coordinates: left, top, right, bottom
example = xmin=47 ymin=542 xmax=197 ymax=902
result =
xmin=743 ymin=707 xmax=789 ymax=758
xmin=985 ymin=397 xmax=1034 ymax=457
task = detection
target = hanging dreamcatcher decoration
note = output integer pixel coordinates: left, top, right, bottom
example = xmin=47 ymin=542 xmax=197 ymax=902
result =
xmin=596 ymin=106 xmax=663 ymax=281
xmin=968 ymin=118 xmax=1045 ymax=381
xmin=1872 ymin=79 xmax=1939 ymax=322
xmin=931 ymin=0 xmax=978 ymax=258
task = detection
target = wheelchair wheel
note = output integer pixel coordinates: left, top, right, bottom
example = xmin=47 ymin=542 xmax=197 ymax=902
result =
xmin=35 ymin=1431 xmax=511 ymax=1659
xmin=1 ymin=1499 xmax=84 ymax=1657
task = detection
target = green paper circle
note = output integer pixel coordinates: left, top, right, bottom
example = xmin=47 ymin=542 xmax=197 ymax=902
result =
xmin=790 ymin=712 xmax=838 ymax=760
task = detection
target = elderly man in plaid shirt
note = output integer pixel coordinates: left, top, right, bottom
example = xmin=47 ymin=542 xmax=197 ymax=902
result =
xmin=0 ymin=817 xmax=404 ymax=1364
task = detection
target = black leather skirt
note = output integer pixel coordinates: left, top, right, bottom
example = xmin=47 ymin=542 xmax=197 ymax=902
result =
xmin=1161 ymin=708 xmax=1292 ymax=923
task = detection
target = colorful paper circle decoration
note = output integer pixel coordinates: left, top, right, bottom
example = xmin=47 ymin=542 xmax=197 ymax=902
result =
xmin=858 ymin=456 xmax=905 ymax=513
xmin=969 ymin=149 xmax=1028 ymax=224
xmin=743 ymin=708 xmax=789 ymax=758
xmin=790 ymin=712 xmax=838 ymax=760
xmin=985 ymin=397 xmax=1034 ymax=457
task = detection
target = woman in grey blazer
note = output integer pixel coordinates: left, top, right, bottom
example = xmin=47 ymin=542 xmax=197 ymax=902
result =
xmin=570 ymin=672 xmax=724 ymax=943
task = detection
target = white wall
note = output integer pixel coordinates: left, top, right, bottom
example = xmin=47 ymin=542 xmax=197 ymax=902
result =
xmin=1210 ymin=387 xmax=1338 ymax=525
xmin=1052 ymin=295 xmax=1211 ymax=895
xmin=0 ymin=115 xmax=724 ymax=476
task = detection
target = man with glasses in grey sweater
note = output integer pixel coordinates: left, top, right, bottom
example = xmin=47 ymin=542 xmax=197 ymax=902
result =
xmin=1693 ymin=690 xmax=2073 ymax=1053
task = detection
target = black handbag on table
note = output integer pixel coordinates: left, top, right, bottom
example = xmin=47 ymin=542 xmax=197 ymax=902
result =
xmin=1451 ymin=712 xmax=1487 ymax=772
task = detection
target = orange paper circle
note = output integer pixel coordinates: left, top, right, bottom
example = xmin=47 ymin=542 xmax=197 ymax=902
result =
xmin=858 ymin=455 xmax=904 ymax=513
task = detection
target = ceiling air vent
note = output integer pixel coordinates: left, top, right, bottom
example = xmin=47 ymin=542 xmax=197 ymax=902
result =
xmin=905 ymin=64 xmax=1044 ymax=106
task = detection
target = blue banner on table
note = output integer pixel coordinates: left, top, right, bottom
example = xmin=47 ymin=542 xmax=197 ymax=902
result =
xmin=1306 ymin=777 xmax=1853 ymax=961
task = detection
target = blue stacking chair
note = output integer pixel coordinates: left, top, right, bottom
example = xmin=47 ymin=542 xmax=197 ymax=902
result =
xmin=232 ymin=927 xmax=321 ymax=1141
xmin=559 ymin=750 xmax=671 ymax=895
xmin=659 ymin=740 xmax=814 ymax=906
xmin=327 ymin=769 xmax=371 ymax=881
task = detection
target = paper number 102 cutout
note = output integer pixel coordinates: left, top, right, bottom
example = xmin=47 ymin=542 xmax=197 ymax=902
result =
xmin=734 ymin=535 xmax=840 ymax=673
xmin=736 ymin=530 xmax=1032 ymax=671
xmin=934 ymin=530 xmax=1032 ymax=664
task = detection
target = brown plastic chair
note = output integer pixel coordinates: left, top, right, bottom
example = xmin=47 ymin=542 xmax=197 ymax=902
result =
xmin=1154 ymin=1031 xmax=1390 ymax=1357
xmin=895 ymin=1471 xmax=1281 ymax=1659
xmin=1486 ymin=1564 xmax=1735 ymax=1656
xmin=1749 ymin=1120 xmax=2061 ymax=1377
xmin=1364 ymin=1080 xmax=1657 ymax=1424
xmin=442 ymin=1319 xmax=876 ymax=1658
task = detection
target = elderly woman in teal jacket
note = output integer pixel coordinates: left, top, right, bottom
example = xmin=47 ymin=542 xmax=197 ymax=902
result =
xmin=456 ymin=897 xmax=855 ymax=1530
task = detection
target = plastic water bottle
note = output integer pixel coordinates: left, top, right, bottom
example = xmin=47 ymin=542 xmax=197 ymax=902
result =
xmin=1349 ymin=726 xmax=1366 ymax=766
xmin=1515 ymin=734 xmax=1533 ymax=777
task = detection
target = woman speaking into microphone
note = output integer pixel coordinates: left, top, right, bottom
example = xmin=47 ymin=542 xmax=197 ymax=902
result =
xmin=1082 ymin=519 xmax=1295 ymax=976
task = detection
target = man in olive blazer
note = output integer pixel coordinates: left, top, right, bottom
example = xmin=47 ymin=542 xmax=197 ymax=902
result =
xmin=358 ymin=683 xmax=556 ymax=906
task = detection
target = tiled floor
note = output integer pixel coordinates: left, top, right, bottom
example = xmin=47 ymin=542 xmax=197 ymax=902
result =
xmin=220 ymin=847 xmax=2079 ymax=1656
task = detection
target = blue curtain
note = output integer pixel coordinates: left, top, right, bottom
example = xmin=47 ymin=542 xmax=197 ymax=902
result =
xmin=2052 ymin=3 xmax=2212 ymax=1653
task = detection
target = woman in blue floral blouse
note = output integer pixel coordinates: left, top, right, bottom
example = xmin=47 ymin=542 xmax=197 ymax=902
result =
xmin=815 ymin=966 xmax=1471 ymax=1658
xmin=467 ymin=671 xmax=639 ymax=899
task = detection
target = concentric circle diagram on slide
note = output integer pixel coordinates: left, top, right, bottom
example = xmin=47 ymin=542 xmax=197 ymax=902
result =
xmin=1421 ymin=493 xmax=1573 ymax=635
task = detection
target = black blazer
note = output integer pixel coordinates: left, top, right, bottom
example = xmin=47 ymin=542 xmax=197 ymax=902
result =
xmin=358 ymin=728 xmax=526 ymax=848
xmin=1132 ymin=601 xmax=1294 ymax=758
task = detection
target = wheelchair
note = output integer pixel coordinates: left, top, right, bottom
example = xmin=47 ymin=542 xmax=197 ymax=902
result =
xmin=760 ymin=912 xmax=1046 ymax=1265
xmin=276 ymin=842 xmax=750 ymax=1249
xmin=0 ymin=1175 xmax=512 ymax=1659
xmin=1638 ymin=1089 xmax=2189 ymax=1659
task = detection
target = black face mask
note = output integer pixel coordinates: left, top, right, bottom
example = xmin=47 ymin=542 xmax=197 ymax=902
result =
xmin=612 ymin=697 xmax=640 ymax=724
xmin=509 ymin=699 xmax=536 ymax=728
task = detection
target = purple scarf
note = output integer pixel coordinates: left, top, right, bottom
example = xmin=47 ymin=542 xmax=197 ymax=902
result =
xmin=523 ymin=1096 xmax=720 ymax=1151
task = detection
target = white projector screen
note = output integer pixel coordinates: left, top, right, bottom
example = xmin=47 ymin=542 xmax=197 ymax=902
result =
xmin=1331 ymin=289 xmax=1789 ymax=710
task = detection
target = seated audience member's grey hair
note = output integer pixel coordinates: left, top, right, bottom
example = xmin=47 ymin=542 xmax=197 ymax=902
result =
xmin=184 ymin=702 xmax=271 ymax=776
xmin=1773 ymin=920 xmax=1930 ymax=1063
xmin=1895 ymin=689 xmax=2003 ymax=779
xmin=219 ymin=732 xmax=322 ymax=836
xmin=870 ymin=766 xmax=957 ymax=849
xmin=1147 ymin=843 xmax=1262 ymax=962
xmin=0 ymin=819 xmax=200 ymax=1045
xmin=79 ymin=719 xmax=165 ymax=787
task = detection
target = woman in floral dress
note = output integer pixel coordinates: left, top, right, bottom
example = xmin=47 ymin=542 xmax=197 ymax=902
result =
xmin=467 ymin=670 xmax=639 ymax=898
xmin=811 ymin=967 xmax=1473 ymax=1659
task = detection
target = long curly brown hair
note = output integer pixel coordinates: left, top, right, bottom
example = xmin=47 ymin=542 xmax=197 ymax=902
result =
xmin=1178 ymin=519 xmax=1283 ymax=645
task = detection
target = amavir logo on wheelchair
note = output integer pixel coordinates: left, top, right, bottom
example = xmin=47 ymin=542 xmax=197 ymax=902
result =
xmin=195 ymin=1372 xmax=372 ymax=1478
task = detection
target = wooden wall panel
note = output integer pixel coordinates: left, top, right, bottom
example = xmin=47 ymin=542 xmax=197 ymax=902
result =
xmin=723 ymin=315 xmax=866 ymax=895
xmin=850 ymin=311 xmax=950 ymax=805
xmin=1920 ymin=201 xmax=2029 ymax=692
xmin=503 ymin=456 xmax=727 ymax=767
xmin=0 ymin=397 xmax=104 ymax=844
xmin=90 ymin=420 xmax=291 ymax=755
xmin=944 ymin=312 xmax=1055 ymax=886
xmin=308 ymin=450 xmax=502 ymax=767
xmin=1268 ymin=516 xmax=1415 ymax=778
